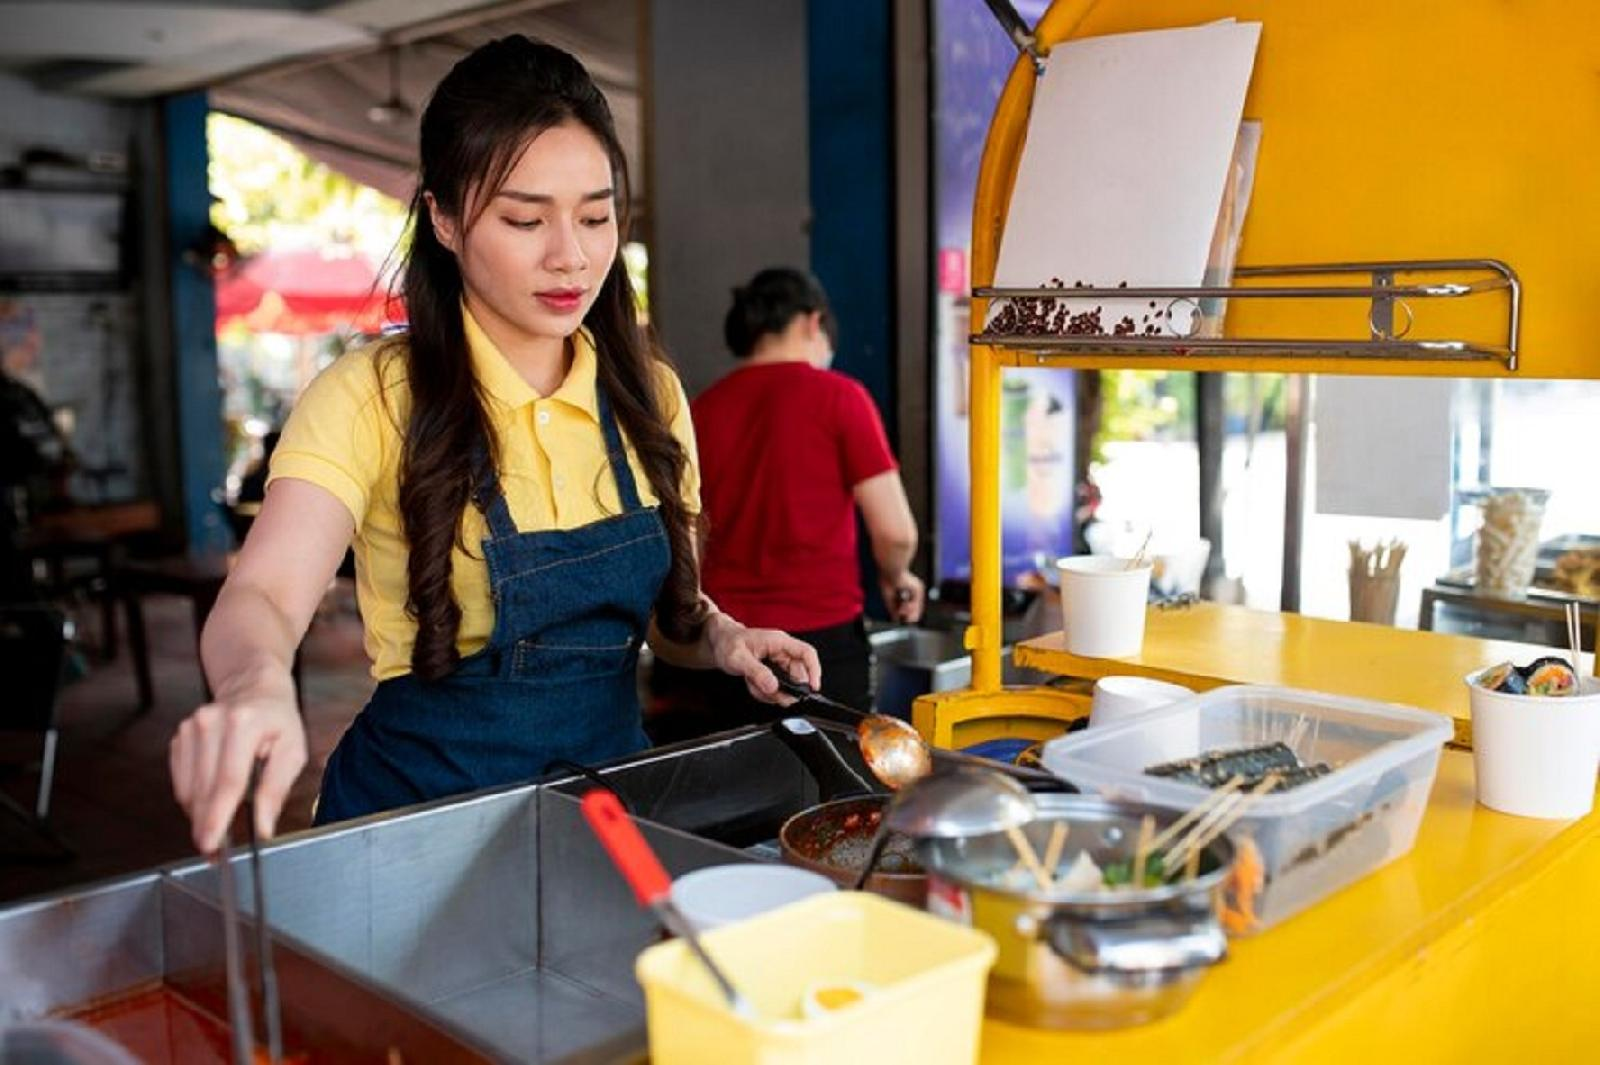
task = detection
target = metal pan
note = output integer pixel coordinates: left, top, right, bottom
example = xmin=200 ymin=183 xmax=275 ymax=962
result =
xmin=769 ymin=719 xmax=928 ymax=905
xmin=777 ymin=795 xmax=926 ymax=907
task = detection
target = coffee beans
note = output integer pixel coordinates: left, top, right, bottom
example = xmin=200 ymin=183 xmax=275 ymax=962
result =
xmin=988 ymin=278 xmax=1163 ymax=340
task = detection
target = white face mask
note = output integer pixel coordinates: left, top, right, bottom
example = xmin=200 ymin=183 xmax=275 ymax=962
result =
xmin=811 ymin=312 xmax=834 ymax=368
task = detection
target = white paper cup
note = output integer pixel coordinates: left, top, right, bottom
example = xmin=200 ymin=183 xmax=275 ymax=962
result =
xmin=1089 ymin=676 xmax=1198 ymax=764
xmin=1057 ymin=555 xmax=1153 ymax=658
xmin=1089 ymin=676 xmax=1195 ymax=728
xmin=1468 ymin=672 xmax=1600 ymax=820
xmin=669 ymin=864 xmax=836 ymax=932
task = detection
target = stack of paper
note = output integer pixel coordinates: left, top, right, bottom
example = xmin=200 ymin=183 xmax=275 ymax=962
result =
xmin=990 ymin=20 xmax=1262 ymax=338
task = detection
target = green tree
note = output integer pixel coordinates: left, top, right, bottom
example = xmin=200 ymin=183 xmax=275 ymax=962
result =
xmin=207 ymin=113 xmax=408 ymax=260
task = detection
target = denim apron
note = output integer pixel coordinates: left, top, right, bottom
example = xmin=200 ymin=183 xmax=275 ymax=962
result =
xmin=314 ymin=390 xmax=669 ymax=824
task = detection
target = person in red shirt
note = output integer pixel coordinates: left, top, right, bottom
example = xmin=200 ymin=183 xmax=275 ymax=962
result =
xmin=676 ymin=268 xmax=924 ymax=721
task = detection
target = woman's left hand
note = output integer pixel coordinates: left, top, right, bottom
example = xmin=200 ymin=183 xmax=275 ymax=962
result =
xmin=707 ymin=613 xmax=822 ymax=705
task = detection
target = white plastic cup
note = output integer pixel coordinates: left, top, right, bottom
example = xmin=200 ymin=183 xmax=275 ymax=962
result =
xmin=669 ymin=864 xmax=836 ymax=932
xmin=1056 ymin=555 xmax=1153 ymax=658
xmin=1468 ymin=672 xmax=1600 ymax=819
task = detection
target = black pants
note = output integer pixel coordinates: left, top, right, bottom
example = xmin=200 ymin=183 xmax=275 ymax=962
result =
xmin=646 ymin=615 xmax=873 ymax=745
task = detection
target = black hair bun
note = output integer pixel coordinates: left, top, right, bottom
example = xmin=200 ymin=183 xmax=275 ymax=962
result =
xmin=723 ymin=267 xmax=834 ymax=358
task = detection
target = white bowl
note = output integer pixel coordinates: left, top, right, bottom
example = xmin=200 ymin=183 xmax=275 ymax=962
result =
xmin=669 ymin=864 xmax=836 ymax=932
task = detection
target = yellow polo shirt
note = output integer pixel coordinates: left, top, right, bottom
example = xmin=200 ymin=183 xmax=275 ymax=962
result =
xmin=267 ymin=310 xmax=700 ymax=680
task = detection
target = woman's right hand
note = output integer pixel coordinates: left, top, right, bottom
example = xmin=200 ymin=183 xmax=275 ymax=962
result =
xmin=169 ymin=666 xmax=306 ymax=854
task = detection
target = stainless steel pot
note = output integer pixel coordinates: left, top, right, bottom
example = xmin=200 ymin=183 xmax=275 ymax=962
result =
xmin=916 ymin=793 xmax=1235 ymax=1030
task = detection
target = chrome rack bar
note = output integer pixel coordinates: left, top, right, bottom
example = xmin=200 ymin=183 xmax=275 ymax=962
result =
xmin=971 ymin=259 xmax=1521 ymax=370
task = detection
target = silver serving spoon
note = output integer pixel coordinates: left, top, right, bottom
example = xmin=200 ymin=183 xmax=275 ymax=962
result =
xmin=851 ymin=767 xmax=1038 ymax=890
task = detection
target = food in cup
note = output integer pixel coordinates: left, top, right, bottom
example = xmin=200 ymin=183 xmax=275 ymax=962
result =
xmin=1472 ymin=656 xmax=1578 ymax=697
xmin=1475 ymin=489 xmax=1547 ymax=597
xmin=1145 ymin=742 xmax=1332 ymax=792
xmin=1467 ymin=663 xmax=1600 ymax=820
xmin=798 ymin=980 xmax=876 ymax=1020
xmin=1551 ymin=548 xmax=1600 ymax=598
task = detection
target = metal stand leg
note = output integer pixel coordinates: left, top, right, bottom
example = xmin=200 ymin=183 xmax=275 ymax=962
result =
xmin=36 ymin=728 xmax=58 ymax=821
xmin=125 ymin=590 xmax=153 ymax=712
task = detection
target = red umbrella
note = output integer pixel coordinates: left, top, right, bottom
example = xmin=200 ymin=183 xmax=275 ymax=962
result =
xmin=216 ymin=246 xmax=404 ymax=334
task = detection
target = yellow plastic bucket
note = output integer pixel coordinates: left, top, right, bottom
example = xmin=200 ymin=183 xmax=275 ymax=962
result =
xmin=636 ymin=892 xmax=996 ymax=1065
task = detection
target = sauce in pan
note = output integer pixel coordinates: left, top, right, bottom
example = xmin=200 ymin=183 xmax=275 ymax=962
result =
xmin=791 ymin=800 xmax=923 ymax=875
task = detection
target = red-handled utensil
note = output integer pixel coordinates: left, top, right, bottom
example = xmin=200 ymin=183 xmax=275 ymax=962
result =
xmin=580 ymin=790 xmax=757 ymax=1019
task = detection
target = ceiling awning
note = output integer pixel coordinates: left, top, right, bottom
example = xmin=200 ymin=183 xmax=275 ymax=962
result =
xmin=216 ymin=245 xmax=403 ymax=334
xmin=1 ymin=0 xmax=642 ymax=209
xmin=211 ymin=0 xmax=641 ymax=208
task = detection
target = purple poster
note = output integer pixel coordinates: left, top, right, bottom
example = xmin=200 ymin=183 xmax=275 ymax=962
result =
xmin=933 ymin=0 xmax=1074 ymax=584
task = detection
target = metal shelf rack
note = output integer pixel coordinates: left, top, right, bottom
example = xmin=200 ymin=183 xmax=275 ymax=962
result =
xmin=972 ymin=258 xmax=1521 ymax=370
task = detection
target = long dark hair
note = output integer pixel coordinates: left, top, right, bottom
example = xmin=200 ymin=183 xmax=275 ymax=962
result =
xmin=723 ymin=267 xmax=837 ymax=358
xmin=396 ymin=35 xmax=705 ymax=681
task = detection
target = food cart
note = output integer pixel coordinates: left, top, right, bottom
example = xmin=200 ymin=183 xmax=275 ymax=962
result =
xmin=4 ymin=1 xmax=1599 ymax=1060
xmin=916 ymin=0 xmax=1600 ymax=1057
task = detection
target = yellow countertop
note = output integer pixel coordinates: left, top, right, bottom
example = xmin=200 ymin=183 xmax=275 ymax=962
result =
xmin=978 ymin=751 xmax=1600 ymax=1061
xmin=1013 ymin=602 xmax=1568 ymax=742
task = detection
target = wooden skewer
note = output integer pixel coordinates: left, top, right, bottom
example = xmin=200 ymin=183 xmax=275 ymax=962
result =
xmin=1178 ymin=786 xmax=1275 ymax=880
xmin=1005 ymin=825 xmax=1053 ymax=892
xmin=1146 ymin=776 xmax=1245 ymax=855
xmin=1161 ymin=790 xmax=1246 ymax=876
xmin=1128 ymin=529 xmax=1154 ymax=571
xmin=1040 ymin=821 xmax=1069 ymax=889
xmin=1567 ymin=602 xmax=1582 ymax=680
xmin=1129 ymin=814 xmax=1154 ymax=889
xmin=1183 ymin=836 xmax=1204 ymax=880
xmin=1170 ymin=774 xmax=1283 ymax=878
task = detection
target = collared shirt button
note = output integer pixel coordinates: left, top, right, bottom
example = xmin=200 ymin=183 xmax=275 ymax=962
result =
xmin=553 ymin=474 xmax=566 ymax=489
xmin=536 ymin=409 xmax=551 ymax=426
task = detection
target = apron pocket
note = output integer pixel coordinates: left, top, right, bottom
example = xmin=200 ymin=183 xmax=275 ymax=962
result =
xmin=513 ymin=634 xmax=638 ymax=681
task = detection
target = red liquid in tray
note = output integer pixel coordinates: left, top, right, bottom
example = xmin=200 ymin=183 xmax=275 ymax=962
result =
xmin=60 ymin=983 xmax=307 ymax=1064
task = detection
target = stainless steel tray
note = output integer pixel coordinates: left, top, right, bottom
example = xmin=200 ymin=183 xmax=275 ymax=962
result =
xmin=168 ymin=756 xmax=762 ymax=1064
xmin=0 ymin=872 xmax=498 ymax=1060
xmin=0 ymin=724 xmax=1047 ymax=1062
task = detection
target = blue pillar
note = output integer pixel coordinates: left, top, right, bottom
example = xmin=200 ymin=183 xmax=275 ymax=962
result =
xmin=164 ymin=92 xmax=228 ymax=554
xmin=808 ymin=1 xmax=898 ymax=619
xmin=807 ymin=0 xmax=895 ymax=434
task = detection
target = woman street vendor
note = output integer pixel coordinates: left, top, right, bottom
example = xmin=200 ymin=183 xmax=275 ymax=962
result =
xmin=169 ymin=36 xmax=820 ymax=853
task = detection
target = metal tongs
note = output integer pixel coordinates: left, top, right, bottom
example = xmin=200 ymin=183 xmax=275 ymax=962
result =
xmin=763 ymin=659 xmax=934 ymax=790
xmin=216 ymin=758 xmax=284 ymax=1065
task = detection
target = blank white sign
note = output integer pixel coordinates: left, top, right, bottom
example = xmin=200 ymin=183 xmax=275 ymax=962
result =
xmin=992 ymin=20 xmax=1261 ymax=334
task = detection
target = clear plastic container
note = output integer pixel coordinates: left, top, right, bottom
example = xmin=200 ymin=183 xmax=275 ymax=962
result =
xmin=1041 ymin=685 xmax=1452 ymax=931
